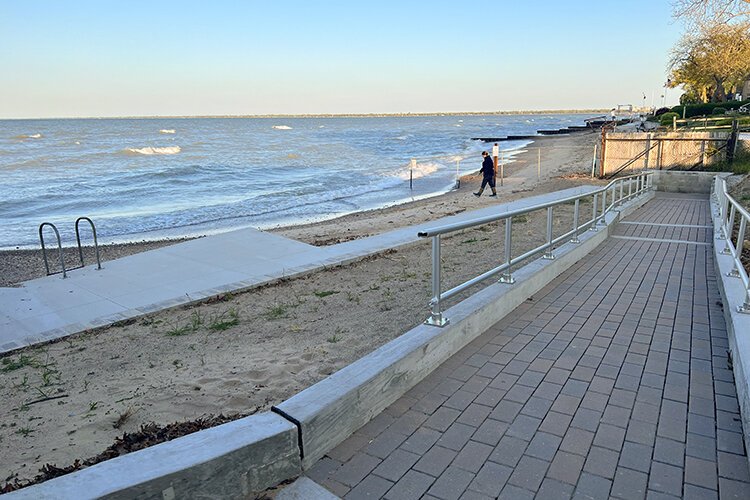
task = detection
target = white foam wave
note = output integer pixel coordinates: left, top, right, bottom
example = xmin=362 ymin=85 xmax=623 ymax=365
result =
xmin=159 ymin=129 xmax=176 ymax=134
xmin=16 ymin=133 xmax=42 ymax=139
xmin=125 ymin=146 xmax=181 ymax=155
xmin=272 ymin=125 xmax=292 ymax=130
xmin=397 ymin=161 xmax=440 ymax=180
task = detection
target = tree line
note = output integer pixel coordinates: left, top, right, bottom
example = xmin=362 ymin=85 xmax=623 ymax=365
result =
xmin=669 ymin=0 xmax=750 ymax=103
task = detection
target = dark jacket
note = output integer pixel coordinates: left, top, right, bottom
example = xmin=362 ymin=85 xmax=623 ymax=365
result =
xmin=481 ymin=156 xmax=495 ymax=177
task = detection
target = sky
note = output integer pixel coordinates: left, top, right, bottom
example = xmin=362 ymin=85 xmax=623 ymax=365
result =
xmin=0 ymin=1 xmax=685 ymax=118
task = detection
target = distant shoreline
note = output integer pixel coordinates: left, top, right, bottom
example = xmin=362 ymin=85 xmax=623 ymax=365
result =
xmin=0 ymin=110 xmax=609 ymax=121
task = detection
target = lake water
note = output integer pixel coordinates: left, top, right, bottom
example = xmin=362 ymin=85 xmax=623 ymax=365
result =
xmin=0 ymin=114 xmax=591 ymax=249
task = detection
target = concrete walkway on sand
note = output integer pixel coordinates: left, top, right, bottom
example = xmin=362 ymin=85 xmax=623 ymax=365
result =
xmin=0 ymin=186 xmax=599 ymax=354
xmin=306 ymin=193 xmax=750 ymax=499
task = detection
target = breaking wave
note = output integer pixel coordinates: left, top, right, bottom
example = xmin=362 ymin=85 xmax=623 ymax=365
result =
xmin=395 ymin=161 xmax=440 ymax=180
xmin=125 ymin=146 xmax=181 ymax=155
xmin=272 ymin=125 xmax=292 ymax=130
xmin=159 ymin=129 xmax=176 ymax=134
xmin=16 ymin=133 xmax=42 ymax=139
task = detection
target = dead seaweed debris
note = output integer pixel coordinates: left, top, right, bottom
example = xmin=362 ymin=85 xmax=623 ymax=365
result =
xmin=1 ymin=413 xmax=242 ymax=493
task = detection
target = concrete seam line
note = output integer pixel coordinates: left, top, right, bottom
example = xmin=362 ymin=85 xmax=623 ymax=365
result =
xmin=610 ymin=235 xmax=710 ymax=246
xmin=272 ymin=406 xmax=305 ymax=460
xmin=618 ymin=221 xmax=712 ymax=229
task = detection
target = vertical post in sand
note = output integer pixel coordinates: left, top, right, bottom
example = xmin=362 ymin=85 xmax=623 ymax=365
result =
xmin=492 ymin=143 xmax=499 ymax=186
xmin=537 ymin=148 xmax=541 ymax=180
xmin=600 ymin=127 xmax=607 ymax=178
xmin=410 ymin=158 xmax=416 ymax=190
xmin=500 ymin=150 xmax=504 ymax=187
xmin=591 ymin=144 xmax=597 ymax=178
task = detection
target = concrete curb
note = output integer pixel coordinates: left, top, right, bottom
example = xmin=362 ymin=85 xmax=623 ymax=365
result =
xmin=710 ymin=193 xmax=750 ymax=470
xmin=274 ymin=191 xmax=655 ymax=469
xmin=2 ymin=412 xmax=300 ymax=499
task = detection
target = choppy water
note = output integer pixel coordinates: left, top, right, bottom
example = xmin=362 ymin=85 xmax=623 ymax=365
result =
xmin=0 ymin=114 xmax=589 ymax=249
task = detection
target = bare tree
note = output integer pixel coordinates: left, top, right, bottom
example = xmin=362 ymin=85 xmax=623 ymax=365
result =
xmin=673 ymin=0 xmax=750 ymax=25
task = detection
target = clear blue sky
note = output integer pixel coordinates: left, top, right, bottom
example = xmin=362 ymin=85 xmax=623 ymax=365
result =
xmin=0 ymin=1 xmax=684 ymax=118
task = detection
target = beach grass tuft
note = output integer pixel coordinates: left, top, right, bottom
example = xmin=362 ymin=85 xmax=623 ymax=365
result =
xmin=208 ymin=309 xmax=240 ymax=331
xmin=165 ymin=322 xmax=192 ymax=337
xmin=264 ymin=303 xmax=288 ymax=320
xmin=314 ymin=290 xmax=340 ymax=298
xmin=113 ymin=407 xmax=135 ymax=429
xmin=1 ymin=355 xmax=38 ymax=373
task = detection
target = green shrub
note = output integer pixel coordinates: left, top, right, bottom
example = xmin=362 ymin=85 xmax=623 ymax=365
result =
xmin=659 ymin=112 xmax=679 ymax=126
xmin=713 ymin=107 xmax=726 ymax=115
xmin=671 ymin=100 xmax=750 ymax=119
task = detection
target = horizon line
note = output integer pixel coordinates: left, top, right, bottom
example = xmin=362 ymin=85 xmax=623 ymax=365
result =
xmin=0 ymin=109 xmax=612 ymax=121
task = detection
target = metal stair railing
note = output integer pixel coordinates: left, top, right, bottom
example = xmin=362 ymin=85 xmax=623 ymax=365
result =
xmin=75 ymin=217 xmax=102 ymax=270
xmin=38 ymin=217 xmax=102 ymax=278
xmin=713 ymin=176 xmax=750 ymax=313
xmin=418 ymin=172 xmax=654 ymax=327
xmin=39 ymin=222 xmax=67 ymax=278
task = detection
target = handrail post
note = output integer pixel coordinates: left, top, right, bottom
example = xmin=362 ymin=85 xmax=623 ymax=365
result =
xmin=728 ymin=217 xmax=746 ymax=277
xmin=425 ymin=235 xmax=449 ymax=327
xmin=589 ymin=194 xmax=599 ymax=231
xmin=571 ymin=199 xmax=581 ymax=243
xmin=499 ymin=218 xmax=515 ymax=283
xmin=717 ymin=192 xmax=727 ymax=240
xmin=722 ymin=206 xmax=735 ymax=255
xmin=543 ymin=207 xmax=555 ymax=259
xmin=598 ymin=188 xmax=607 ymax=225
xmin=39 ymin=222 xmax=67 ymax=278
xmin=618 ymin=180 xmax=624 ymax=206
xmin=628 ymin=177 xmax=633 ymax=199
xmin=740 ymin=289 xmax=750 ymax=314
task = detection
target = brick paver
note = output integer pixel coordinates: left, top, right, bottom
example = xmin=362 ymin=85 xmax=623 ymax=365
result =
xmin=306 ymin=193 xmax=750 ymax=499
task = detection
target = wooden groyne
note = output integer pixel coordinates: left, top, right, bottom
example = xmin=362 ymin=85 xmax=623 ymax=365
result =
xmin=472 ymin=117 xmax=629 ymax=142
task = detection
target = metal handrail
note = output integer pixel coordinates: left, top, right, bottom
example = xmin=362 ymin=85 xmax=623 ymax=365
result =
xmin=713 ymin=176 xmax=750 ymax=313
xmin=419 ymin=172 xmax=654 ymax=326
xmin=39 ymin=222 xmax=67 ymax=278
xmin=75 ymin=217 xmax=102 ymax=270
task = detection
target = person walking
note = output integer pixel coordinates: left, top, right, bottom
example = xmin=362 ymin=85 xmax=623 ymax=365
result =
xmin=474 ymin=151 xmax=497 ymax=197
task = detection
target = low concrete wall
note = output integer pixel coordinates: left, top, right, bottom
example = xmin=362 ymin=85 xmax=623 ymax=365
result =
xmin=274 ymin=191 xmax=655 ymax=469
xmin=3 ymin=413 xmax=301 ymax=500
xmin=711 ymin=194 xmax=750 ymax=469
xmin=651 ymin=170 xmax=717 ymax=194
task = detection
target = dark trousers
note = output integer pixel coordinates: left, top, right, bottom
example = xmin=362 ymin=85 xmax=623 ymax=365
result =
xmin=481 ymin=173 xmax=496 ymax=189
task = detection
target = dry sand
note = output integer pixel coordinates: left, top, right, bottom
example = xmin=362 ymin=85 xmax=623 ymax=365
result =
xmin=0 ymin=132 xmax=603 ymax=487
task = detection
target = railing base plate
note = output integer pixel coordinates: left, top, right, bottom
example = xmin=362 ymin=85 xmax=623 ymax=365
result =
xmin=424 ymin=316 xmax=450 ymax=327
xmin=499 ymin=275 xmax=515 ymax=284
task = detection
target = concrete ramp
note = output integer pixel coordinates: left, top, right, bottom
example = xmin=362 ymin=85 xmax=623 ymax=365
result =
xmin=0 ymin=228 xmax=335 ymax=352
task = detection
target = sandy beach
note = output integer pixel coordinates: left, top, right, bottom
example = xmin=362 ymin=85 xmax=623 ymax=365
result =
xmin=0 ymin=131 xmax=603 ymax=488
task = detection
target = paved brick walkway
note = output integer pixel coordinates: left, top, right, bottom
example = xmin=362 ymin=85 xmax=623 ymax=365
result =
xmin=306 ymin=193 xmax=750 ymax=499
